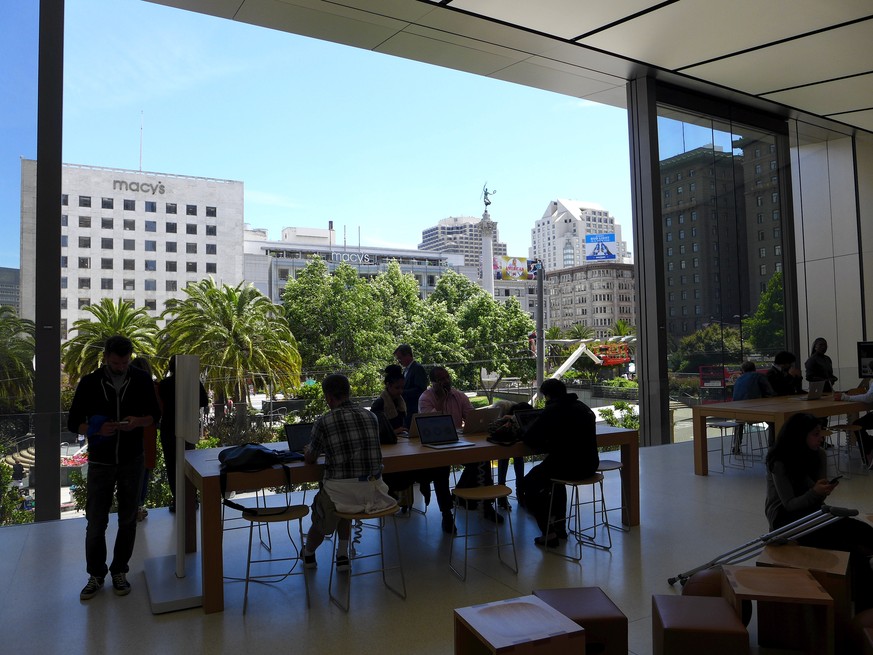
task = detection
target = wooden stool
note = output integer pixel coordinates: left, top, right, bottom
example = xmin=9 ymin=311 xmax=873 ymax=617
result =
xmin=533 ymin=587 xmax=628 ymax=654
xmin=652 ymin=594 xmax=749 ymax=655
xmin=450 ymin=485 xmax=517 ymax=580
xmin=329 ymin=505 xmax=406 ymax=611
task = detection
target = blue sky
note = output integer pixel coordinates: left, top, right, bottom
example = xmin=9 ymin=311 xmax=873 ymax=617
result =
xmin=1 ymin=0 xmax=633 ymax=268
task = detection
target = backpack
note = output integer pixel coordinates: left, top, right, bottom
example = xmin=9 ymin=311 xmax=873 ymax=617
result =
xmin=218 ymin=443 xmax=302 ymax=516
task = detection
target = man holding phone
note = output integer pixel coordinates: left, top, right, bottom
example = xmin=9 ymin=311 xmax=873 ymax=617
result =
xmin=68 ymin=335 xmax=161 ymax=600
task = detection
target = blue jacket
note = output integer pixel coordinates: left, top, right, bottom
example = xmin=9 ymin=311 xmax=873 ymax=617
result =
xmin=732 ymin=371 xmax=774 ymax=401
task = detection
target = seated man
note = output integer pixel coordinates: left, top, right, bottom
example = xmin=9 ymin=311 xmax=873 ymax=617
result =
xmin=522 ymin=379 xmax=599 ymax=547
xmin=732 ymin=361 xmax=775 ymax=452
xmin=766 ymin=351 xmax=804 ymax=396
xmin=302 ymin=374 xmax=396 ymax=571
xmin=834 ymin=385 xmax=873 ymax=468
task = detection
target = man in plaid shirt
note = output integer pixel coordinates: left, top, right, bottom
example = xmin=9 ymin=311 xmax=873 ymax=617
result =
xmin=302 ymin=374 xmax=396 ymax=571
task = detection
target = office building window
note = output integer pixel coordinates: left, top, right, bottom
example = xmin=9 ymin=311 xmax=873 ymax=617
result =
xmin=186 ymin=204 xmax=197 ymax=216
xmin=60 ymin=256 xmax=67 ymax=268
xmin=145 ymin=220 xmax=156 ymax=232
xmin=145 ymin=240 xmax=157 ymax=252
xmin=205 ymin=225 xmax=217 ymax=237
xmin=78 ymin=257 xmax=91 ymax=269
xmin=101 ymin=238 xmax=113 ymax=249
xmin=145 ymin=201 xmax=157 ymax=213
xmin=78 ymin=277 xmax=90 ymax=290
xmin=61 ymin=214 xmax=68 ymax=227
xmin=166 ymin=242 xmax=177 ymax=253
xmin=123 ymin=279 xmax=135 ymax=291
xmin=166 ymin=222 xmax=177 ymax=233
xmin=123 ymin=239 xmax=135 ymax=250
xmin=186 ymin=224 xmax=197 ymax=235
xmin=101 ymin=278 xmax=113 ymax=290
xmin=166 ymin=202 xmax=177 ymax=214
xmin=760 ymin=264 xmax=767 ymax=275
xmin=123 ymin=259 xmax=135 ymax=271
xmin=166 ymin=280 xmax=177 ymax=292
xmin=206 ymin=206 xmax=217 ymax=217
xmin=144 ymin=299 xmax=157 ymax=311
xmin=145 ymin=260 xmax=156 ymax=271
xmin=166 ymin=261 xmax=177 ymax=272
xmin=206 ymin=244 xmax=216 ymax=255
xmin=186 ymin=243 xmax=197 ymax=254
xmin=78 ymin=298 xmax=90 ymax=309
xmin=124 ymin=219 xmax=135 ymax=231
xmin=206 ymin=263 xmax=216 ymax=274
xmin=61 ymin=276 xmax=67 ymax=289
xmin=78 ymin=216 xmax=91 ymax=228
xmin=186 ymin=262 xmax=197 ymax=273
xmin=60 ymin=298 xmax=67 ymax=310
xmin=144 ymin=279 xmax=156 ymax=291
xmin=78 ymin=236 xmax=91 ymax=248
xmin=101 ymin=258 xmax=113 ymax=270
xmin=101 ymin=197 xmax=113 ymax=209
xmin=61 ymin=194 xmax=68 ymax=206
xmin=78 ymin=195 xmax=91 ymax=207
xmin=123 ymin=199 xmax=135 ymax=211
xmin=101 ymin=217 xmax=113 ymax=229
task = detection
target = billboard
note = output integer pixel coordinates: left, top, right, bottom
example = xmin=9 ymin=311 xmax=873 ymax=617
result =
xmin=493 ymin=256 xmax=535 ymax=280
xmin=585 ymin=233 xmax=617 ymax=261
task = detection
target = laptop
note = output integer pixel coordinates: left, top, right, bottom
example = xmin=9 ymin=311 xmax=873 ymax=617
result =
xmin=416 ymin=414 xmax=475 ymax=450
xmin=462 ymin=406 xmax=502 ymax=434
xmin=791 ymin=380 xmax=826 ymax=400
xmin=284 ymin=422 xmax=314 ymax=453
xmin=514 ymin=408 xmax=543 ymax=431
xmin=408 ymin=412 xmax=449 ymax=438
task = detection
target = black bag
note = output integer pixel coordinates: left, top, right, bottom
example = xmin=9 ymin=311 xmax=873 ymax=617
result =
xmin=486 ymin=418 xmax=519 ymax=445
xmin=218 ymin=443 xmax=300 ymax=516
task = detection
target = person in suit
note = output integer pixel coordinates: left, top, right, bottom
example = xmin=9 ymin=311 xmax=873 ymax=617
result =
xmin=394 ymin=344 xmax=427 ymax=429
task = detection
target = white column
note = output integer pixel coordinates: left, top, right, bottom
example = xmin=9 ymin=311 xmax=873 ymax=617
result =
xmin=480 ymin=211 xmax=495 ymax=296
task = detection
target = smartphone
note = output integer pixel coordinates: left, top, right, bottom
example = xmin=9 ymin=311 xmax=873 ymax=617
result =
xmin=117 ymin=420 xmax=130 ymax=425
xmin=829 ymin=475 xmax=842 ymax=485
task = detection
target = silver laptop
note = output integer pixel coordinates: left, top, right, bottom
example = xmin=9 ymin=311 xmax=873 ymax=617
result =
xmin=409 ymin=412 xmax=448 ymax=438
xmin=791 ymin=380 xmax=826 ymax=400
xmin=514 ymin=408 xmax=543 ymax=431
xmin=462 ymin=406 xmax=502 ymax=434
xmin=284 ymin=422 xmax=313 ymax=453
xmin=416 ymin=414 xmax=475 ymax=450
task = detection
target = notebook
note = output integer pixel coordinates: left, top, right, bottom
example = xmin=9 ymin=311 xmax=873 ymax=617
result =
xmin=284 ymin=422 xmax=313 ymax=453
xmin=462 ymin=406 xmax=503 ymax=434
xmin=416 ymin=414 xmax=475 ymax=450
xmin=791 ymin=380 xmax=826 ymax=400
xmin=514 ymin=408 xmax=543 ymax=431
xmin=409 ymin=412 xmax=449 ymax=438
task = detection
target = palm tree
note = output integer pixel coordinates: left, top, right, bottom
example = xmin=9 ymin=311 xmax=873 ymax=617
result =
xmin=0 ymin=307 xmax=35 ymax=410
xmin=566 ymin=323 xmax=595 ymax=340
xmin=608 ymin=319 xmax=636 ymax=337
xmin=62 ymin=299 xmax=159 ymax=382
xmin=160 ymin=278 xmax=302 ymax=404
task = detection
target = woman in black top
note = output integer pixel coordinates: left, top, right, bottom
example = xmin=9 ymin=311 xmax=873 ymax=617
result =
xmin=804 ymin=337 xmax=837 ymax=392
xmin=370 ymin=365 xmax=417 ymax=512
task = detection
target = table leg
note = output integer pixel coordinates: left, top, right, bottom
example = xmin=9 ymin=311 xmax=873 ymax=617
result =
xmin=199 ymin=476 xmax=224 ymax=613
xmin=693 ymin=411 xmax=710 ymax=476
xmin=620 ymin=440 xmax=640 ymax=526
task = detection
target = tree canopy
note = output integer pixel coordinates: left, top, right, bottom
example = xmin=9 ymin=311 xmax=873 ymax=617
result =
xmin=0 ymin=307 xmax=35 ymax=411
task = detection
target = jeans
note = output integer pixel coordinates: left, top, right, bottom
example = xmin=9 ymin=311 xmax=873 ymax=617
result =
xmin=85 ymin=456 xmax=143 ymax=578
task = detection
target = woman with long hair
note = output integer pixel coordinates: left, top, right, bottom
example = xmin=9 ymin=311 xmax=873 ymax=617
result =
xmin=370 ymin=365 xmax=417 ymax=512
xmin=765 ymin=412 xmax=873 ymax=609
xmin=804 ymin=337 xmax=837 ymax=392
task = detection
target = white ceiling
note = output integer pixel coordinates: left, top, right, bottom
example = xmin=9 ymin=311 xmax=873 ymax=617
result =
xmin=146 ymin=0 xmax=873 ymax=134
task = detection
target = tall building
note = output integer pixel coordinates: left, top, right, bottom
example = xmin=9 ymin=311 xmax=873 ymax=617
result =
xmin=544 ymin=262 xmax=636 ymax=337
xmin=418 ymin=216 xmax=507 ymax=269
xmin=244 ymin=224 xmax=471 ymax=302
xmin=0 ymin=267 xmax=21 ymax=313
xmin=19 ymin=160 xmax=245 ymax=336
xmin=530 ymin=199 xmax=631 ymax=272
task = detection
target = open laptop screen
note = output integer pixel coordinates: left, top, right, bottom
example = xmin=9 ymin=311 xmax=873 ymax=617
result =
xmin=416 ymin=414 xmax=460 ymax=445
xmin=284 ymin=423 xmax=313 ymax=452
xmin=514 ymin=409 xmax=543 ymax=431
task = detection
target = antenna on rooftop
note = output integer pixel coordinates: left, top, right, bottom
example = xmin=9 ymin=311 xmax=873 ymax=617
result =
xmin=139 ymin=111 xmax=144 ymax=172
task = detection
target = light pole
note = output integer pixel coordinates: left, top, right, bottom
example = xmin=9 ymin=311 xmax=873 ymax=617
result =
xmin=733 ymin=313 xmax=749 ymax=361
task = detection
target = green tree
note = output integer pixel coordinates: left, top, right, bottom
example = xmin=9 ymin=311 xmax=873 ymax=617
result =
xmin=407 ymin=300 xmax=467 ymax=372
xmin=745 ymin=271 xmax=786 ymax=356
xmin=566 ymin=323 xmax=595 ymax=340
xmin=62 ymin=299 xmax=158 ymax=382
xmin=456 ymin=295 xmax=535 ymax=399
xmin=161 ymin=278 xmax=301 ymax=404
xmin=668 ymin=323 xmax=741 ymax=373
xmin=370 ymin=260 xmax=424 ymax=344
xmin=0 ymin=463 xmax=33 ymax=525
xmin=0 ymin=306 xmax=35 ymax=411
xmin=608 ymin=319 xmax=636 ymax=337
xmin=427 ymin=269 xmax=488 ymax=315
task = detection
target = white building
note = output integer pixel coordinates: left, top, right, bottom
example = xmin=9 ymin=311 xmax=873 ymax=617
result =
xmin=19 ymin=160 xmax=245 ymax=336
xmin=244 ymin=224 xmax=471 ymax=302
xmin=545 ymin=262 xmax=636 ymax=337
xmin=530 ymin=199 xmax=631 ymax=272
xmin=418 ymin=216 xmax=508 ymax=269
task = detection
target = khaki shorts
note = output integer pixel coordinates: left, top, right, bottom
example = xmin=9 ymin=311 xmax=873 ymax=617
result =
xmin=310 ymin=477 xmax=395 ymax=535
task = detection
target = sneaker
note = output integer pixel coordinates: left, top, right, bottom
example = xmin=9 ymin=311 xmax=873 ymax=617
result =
xmin=80 ymin=576 xmax=104 ymax=600
xmin=335 ymin=555 xmax=351 ymax=573
xmin=111 ymin=572 xmax=131 ymax=596
xmin=303 ymin=552 xmax=317 ymax=569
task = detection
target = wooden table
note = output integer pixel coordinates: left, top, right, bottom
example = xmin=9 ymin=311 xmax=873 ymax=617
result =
xmin=691 ymin=396 xmax=869 ymax=475
xmin=454 ymin=594 xmax=585 ymax=654
xmin=184 ymin=425 xmax=639 ymax=613
xmin=722 ymin=565 xmax=834 ymax=655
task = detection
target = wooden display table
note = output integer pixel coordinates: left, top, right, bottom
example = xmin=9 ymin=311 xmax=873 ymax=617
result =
xmin=454 ymin=595 xmax=585 ymax=654
xmin=722 ymin=565 xmax=834 ymax=655
xmin=756 ymin=544 xmax=850 ymax=653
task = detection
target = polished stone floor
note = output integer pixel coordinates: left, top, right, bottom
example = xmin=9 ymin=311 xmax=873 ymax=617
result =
xmin=2 ymin=438 xmax=871 ymax=655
